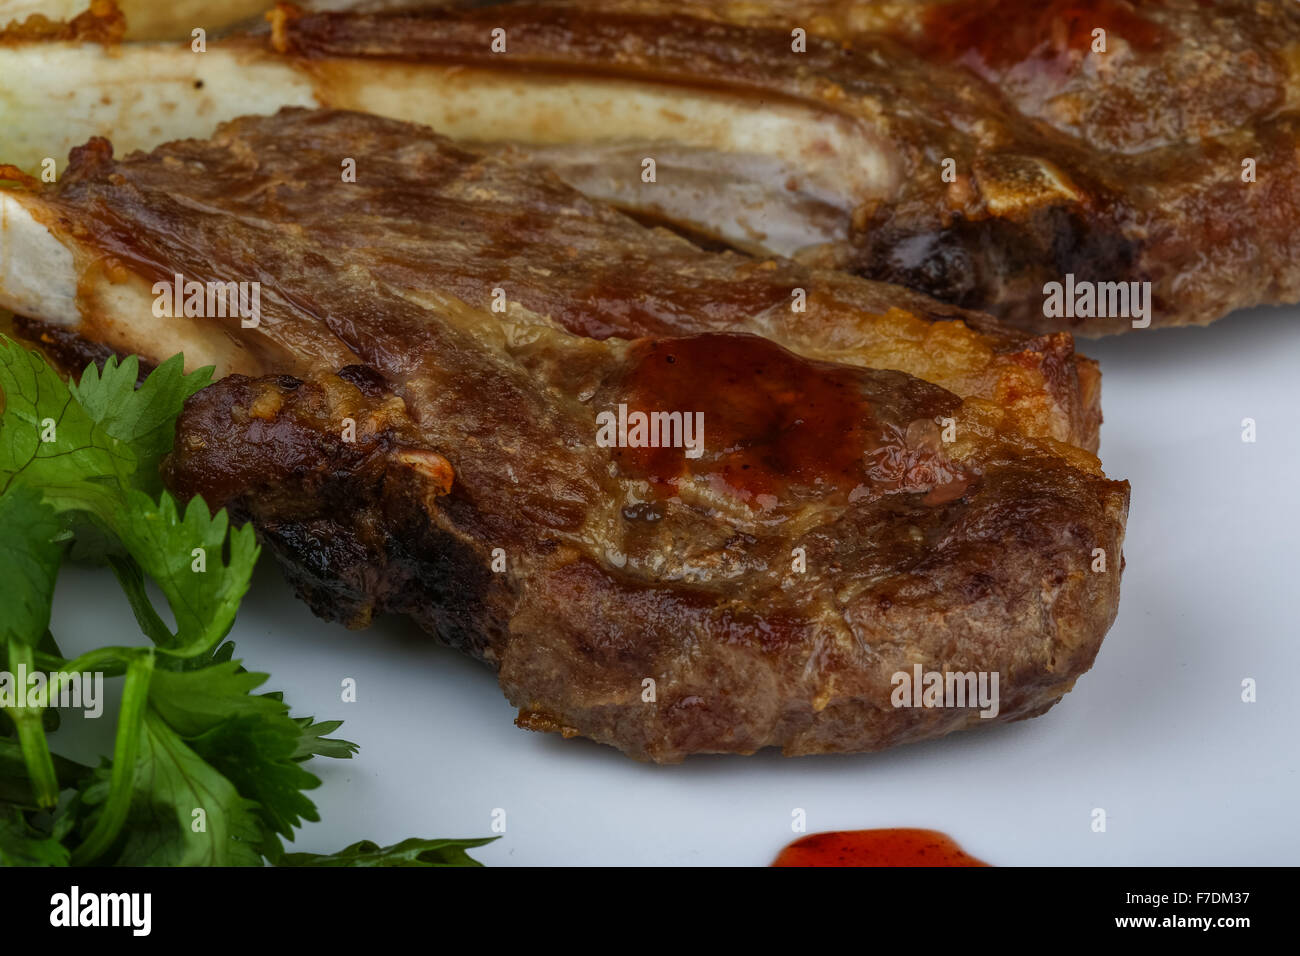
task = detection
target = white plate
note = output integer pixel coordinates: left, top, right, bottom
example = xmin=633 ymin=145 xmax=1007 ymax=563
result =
xmin=48 ymin=304 xmax=1300 ymax=866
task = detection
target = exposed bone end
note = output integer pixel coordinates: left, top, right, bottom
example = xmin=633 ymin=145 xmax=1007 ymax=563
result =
xmin=0 ymin=188 xmax=269 ymax=377
xmin=0 ymin=40 xmax=317 ymax=174
xmin=0 ymin=188 xmax=77 ymax=324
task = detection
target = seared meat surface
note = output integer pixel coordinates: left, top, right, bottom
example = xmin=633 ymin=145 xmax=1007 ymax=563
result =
xmin=165 ymin=365 xmax=1127 ymax=762
xmin=637 ymin=0 xmax=1291 ymax=153
xmin=5 ymin=110 xmax=1100 ymax=450
xmin=269 ymin=0 xmax=1300 ymax=333
xmin=10 ymin=109 xmax=1128 ymax=760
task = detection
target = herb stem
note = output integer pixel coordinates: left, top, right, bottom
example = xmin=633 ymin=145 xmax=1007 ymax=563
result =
xmin=5 ymin=638 xmax=60 ymax=809
xmin=38 ymin=645 xmax=134 ymax=679
xmin=71 ymin=651 xmax=153 ymax=865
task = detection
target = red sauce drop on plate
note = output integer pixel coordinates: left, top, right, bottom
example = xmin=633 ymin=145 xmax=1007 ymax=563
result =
xmin=772 ymin=829 xmax=990 ymax=867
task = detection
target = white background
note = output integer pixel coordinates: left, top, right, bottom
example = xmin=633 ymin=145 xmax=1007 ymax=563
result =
xmin=49 ymin=304 xmax=1300 ymax=866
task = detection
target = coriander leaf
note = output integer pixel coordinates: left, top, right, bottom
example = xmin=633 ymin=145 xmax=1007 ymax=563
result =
xmin=147 ymin=660 xmax=289 ymax=734
xmin=0 ymin=804 xmax=69 ymax=866
xmin=290 ymin=717 xmax=359 ymax=761
xmin=259 ymin=690 xmax=359 ymax=760
xmin=187 ymin=715 xmax=320 ymax=862
xmin=0 ymin=484 xmax=64 ymax=647
xmin=279 ymin=836 xmax=497 ymax=868
xmin=74 ymin=711 xmax=264 ymax=866
xmin=71 ymin=354 xmax=212 ymax=495
xmin=148 ymin=663 xmax=330 ymax=853
xmin=62 ymin=511 xmax=126 ymax=564
xmin=0 ymin=338 xmax=134 ymax=517
xmin=114 ymin=489 xmax=259 ymax=657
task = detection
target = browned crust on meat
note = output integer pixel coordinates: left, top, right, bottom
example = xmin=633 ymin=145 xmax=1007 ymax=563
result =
xmin=6 ymin=313 xmax=151 ymax=382
xmin=0 ymin=0 xmax=124 ymax=46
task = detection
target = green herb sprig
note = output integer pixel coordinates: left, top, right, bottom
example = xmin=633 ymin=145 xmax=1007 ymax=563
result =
xmin=0 ymin=339 xmax=492 ymax=866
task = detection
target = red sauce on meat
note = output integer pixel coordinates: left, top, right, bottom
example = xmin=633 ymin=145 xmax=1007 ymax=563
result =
xmin=612 ymin=333 xmax=967 ymax=507
xmin=772 ymin=829 xmax=989 ymax=867
xmin=918 ymin=0 xmax=1166 ymax=70
xmin=611 ymin=334 xmax=878 ymax=503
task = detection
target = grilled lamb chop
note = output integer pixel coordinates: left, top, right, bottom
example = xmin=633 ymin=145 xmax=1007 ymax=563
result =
xmin=0 ymin=109 xmax=1127 ymax=760
xmin=2 ymin=0 xmax=1294 ymax=334
xmin=263 ymin=0 xmax=1300 ymax=333
xmin=1 ymin=109 xmax=1100 ymax=450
